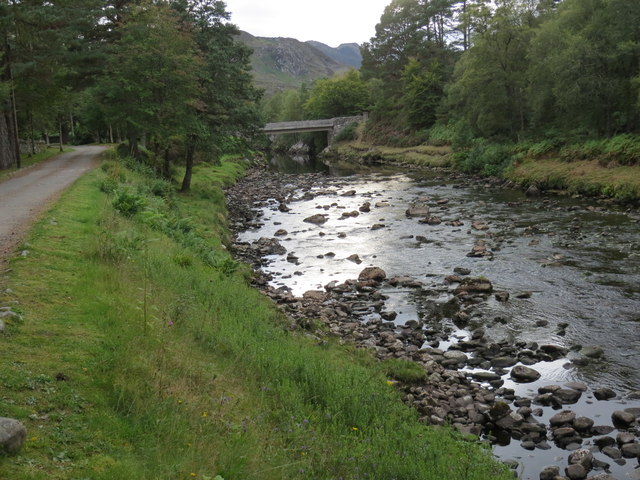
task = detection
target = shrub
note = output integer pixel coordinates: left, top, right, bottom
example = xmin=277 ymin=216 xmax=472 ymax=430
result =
xmin=334 ymin=122 xmax=358 ymax=142
xmin=428 ymin=123 xmax=455 ymax=146
xmin=113 ymin=188 xmax=146 ymax=217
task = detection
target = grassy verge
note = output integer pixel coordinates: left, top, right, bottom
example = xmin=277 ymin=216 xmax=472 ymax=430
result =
xmin=0 ymin=147 xmax=73 ymax=182
xmin=0 ymin=152 xmax=511 ymax=480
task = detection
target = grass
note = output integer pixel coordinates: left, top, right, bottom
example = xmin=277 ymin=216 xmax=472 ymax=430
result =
xmin=506 ymin=157 xmax=640 ymax=202
xmin=0 ymin=147 xmax=73 ymax=182
xmin=0 ymin=152 xmax=512 ymax=479
xmin=326 ymin=141 xmax=452 ymax=168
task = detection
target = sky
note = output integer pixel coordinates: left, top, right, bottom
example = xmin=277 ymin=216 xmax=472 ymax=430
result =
xmin=224 ymin=0 xmax=391 ymax=47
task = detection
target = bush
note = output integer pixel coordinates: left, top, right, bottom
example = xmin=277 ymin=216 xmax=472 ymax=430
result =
xmin=454 ymin=140 xmax=514 ymax=176
xmin=428 ymin=123 xmax=455 ymax=146
xmin=113 ymin=188 xmax=146 ymax=217
xmin=334 ymin=122 xmax=358 ymax=142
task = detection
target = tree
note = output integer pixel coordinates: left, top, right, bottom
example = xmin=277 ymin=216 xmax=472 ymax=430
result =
xmin=94 ymin=2 xmax=201 ymax=161
xmin=401 ymin=58 xmax=444 ymax=129
xmin=446 ymin=0 xmax=536 ymax=139
xmin=304 ymin=69 xmax=371 ymax=119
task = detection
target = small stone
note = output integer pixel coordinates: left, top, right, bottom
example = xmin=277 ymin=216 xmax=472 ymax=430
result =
xmin=573 ymin=417 xmax=593 ymax=432
xmin=0 ymin=417 xmax=27 ymax=454
xmin=303 ymin=214 xmax=327 ymax=225
xmin=555 ymin=388 xmax=582 ymax=404
xmin=358 ymin=267 xmax=386 ymax=282
xmin=568 ymin=448 xmax=593 ymax=470
xmin=617 ymin=432 xmax=636 ymax=445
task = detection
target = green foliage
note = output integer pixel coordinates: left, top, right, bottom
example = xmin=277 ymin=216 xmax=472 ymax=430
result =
xmin=428 ymin=123 xmax=456 ymax=146
xmin=112 ymin=188 xmax=146 ymax=217
xmin=304 ymin=69 xmax=371 ymax=119
xmin=454 ymin=139 xmax=515 ymax=176
xmin=334 ymin=122 xmax=359 ymax=143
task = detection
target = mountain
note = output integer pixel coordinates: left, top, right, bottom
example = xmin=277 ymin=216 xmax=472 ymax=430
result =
xmin=238 ymin=32 xmax=362 ymax=94
xmin=306 ymin=41 xmax=362 ymax=69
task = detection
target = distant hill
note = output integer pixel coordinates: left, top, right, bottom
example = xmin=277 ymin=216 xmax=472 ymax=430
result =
xmin=238 ymin=32 xmax=362 ymax=94
xmin=306 ymin=41 xmax=362 ymax=69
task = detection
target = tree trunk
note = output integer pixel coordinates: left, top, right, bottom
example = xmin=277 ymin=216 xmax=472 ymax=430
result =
xmin=163 ymin=146 xmax=171 ymax=179
xmin=127 ymin=128 xmax=139 ymax=159
xmin=180 ymin=137 xmax=196 ymax=192
xmin=58 ymin=119 xmax=64 ymax=152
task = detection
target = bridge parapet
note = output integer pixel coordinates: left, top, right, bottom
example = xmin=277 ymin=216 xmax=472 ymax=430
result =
xmin=262 ymin=114 xmax=367 ymax=145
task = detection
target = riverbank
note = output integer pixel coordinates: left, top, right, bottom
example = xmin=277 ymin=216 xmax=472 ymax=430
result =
xmin=0 ymin=153 xmax=512 ymax=479
xmin=322 ymin=138 xmax=640 ymax=203
xmin=229 ymin=162 xmax=640 ymax=480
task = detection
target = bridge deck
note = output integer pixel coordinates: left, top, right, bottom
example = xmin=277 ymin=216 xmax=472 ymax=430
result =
xmin=263 ymin=119 xmax=335 ymax=135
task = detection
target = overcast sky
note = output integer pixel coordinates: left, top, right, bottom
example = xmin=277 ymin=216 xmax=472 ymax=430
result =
xmin=224 ymin=0 xmax=391 ymax=47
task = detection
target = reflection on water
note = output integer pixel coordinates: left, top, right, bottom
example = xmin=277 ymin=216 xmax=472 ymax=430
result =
xmin=268 ymin=153 xmax=330 ymax=174
xmin=238 ymin=155 xmax=640 ymax=479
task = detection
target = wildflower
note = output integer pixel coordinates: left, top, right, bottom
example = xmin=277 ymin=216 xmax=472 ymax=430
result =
xmin=190 ymin=474 xmax=197 ymax=478
xmin=202 ymin=412 xmax=207 ymax=417
xmin=386 ymin=380 xmax=395 ymax=386
xmin=351 ymin=427 xmax=358 ymax=431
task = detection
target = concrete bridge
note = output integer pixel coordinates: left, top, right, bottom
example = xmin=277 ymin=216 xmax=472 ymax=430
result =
xmin=262 ymin=114 xmax=367 ymax=144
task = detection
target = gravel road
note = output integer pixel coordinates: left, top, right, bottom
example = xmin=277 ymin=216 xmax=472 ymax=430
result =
xmin=0 ymin=145 xmax=106 ymax=263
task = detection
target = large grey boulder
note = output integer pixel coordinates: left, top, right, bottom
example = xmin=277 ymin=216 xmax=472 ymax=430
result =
xmin=0 ymin=417 xmax=27 ymax=454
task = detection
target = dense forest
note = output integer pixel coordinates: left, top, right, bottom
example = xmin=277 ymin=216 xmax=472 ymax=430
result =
xmin=0 ymin=0 xmax=261 ymax=189
xmin=265 ymin=0 xmax=640 ymax=172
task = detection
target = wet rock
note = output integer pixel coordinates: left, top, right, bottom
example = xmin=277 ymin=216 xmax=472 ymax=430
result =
xmin=588 ymin=475 xmax=617 ymax=480
xmin=406 ymin=204 xmax=430 ymax=218
xmin=347 ymin=254 xmax=362 ymax=264
xmin=388 ymin=276 xmax=424 ymax=288
xmin=526 ymin=184 xmax=542 ymax=197
xmin=511 ymin=365 xmax=542 ymax=383
xmin=371 ymin=223 xmax=385 ymax=230
xmin=472 ymin=221 xmax=490 ymax=231
xmin=274 ymin=229 xmax=288 ymax=237
xmin=303 ymin=290 xmax=327 ymax=302
xmin=539 ymin=344 xmax=569 ymax=359
xmin=516 ymin=291 xmax=533 ymax=299
xmin=550 ymin=411 xmax=576 ymax=427
xmin=0 ymin=417 xmax=27 ymax=454
xmin=252 ymin=237 xmax=287 ymax=255
xmin=565 ymin=381 xmax=588 ymax=392
xmin=467 ymin=240 xmax=493 ymax=258
xmin=341 ymin=190 xmax=357 ymax=196
xmin=494 ymin=291 xmax=510 ymax=302
xmin=491 ymin=356 xmax=518 ymax=368
xmin=612 ymin=410 xmax=636 ymax=428
xmin=565 ymin=464 xmax=587 ymax=480
xmin=359 ymin=202 xmax=371 ymax=213
xmin=568 ymin=449 xmax=593 ymax=471
xmin=358 ymin=267 xmax=386 ymax=283
xmin=621 ymin=443 xmax=640 ymax=458
xmin=341 ymin=211 xmax=360 ymax=219
xmin=443 ymin=350 xmax=468 ymax=364
xmin=592 ymin=425 xmax=615 ymax=435
xmin=539 ymin=465 xmax=560 ymax=480
xmin=573 ymin=417 xmax=594 ymax=432
xmin=278 ymin=203 xmax=290 ymax=212
xmin=495 ymin=412 xmax=525 ymax=430
xmin=593 ymin=388 xmax=616 ymax=401
xmin=454 ymin=278 xmax=493 ymax=296
xmin=595 ymin=436 xmax=616 ymax=449
xmin=602 ymin=446 xmax=622 ymax=460
xmin=303 ymin=214 xmax=327 ymax=225
xmin=555 ymin=389 xmax=582 ymax=404
xmin=580 ymin=345 xmax=604 ymax=359
xmin=617 ymin=432 xmax=635 ymax=445
xmin=453 ymin=267 xmax=471 ymax=276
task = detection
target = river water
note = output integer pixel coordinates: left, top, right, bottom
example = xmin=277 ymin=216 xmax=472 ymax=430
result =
xmin=237 ymin=154 xmax=640 ymax=479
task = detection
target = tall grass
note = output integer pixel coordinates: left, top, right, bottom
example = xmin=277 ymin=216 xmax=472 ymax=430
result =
xmin=0 ymin=153 xmax=512 ymax=479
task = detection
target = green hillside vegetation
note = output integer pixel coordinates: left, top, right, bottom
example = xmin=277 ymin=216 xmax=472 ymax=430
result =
xmin=238 ymin=32 xmax=353 ymax=93
xmin=0 ymin=151 xmax=512 ymax=480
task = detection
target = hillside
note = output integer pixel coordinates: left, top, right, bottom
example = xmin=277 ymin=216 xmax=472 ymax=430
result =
xmin=238 ymin=31 xmax=362 ymax=93
xmin=306 ymin=40 xmax=362 ymax=68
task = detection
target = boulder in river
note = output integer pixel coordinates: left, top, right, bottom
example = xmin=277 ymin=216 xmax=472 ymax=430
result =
xmin=358 ymin=267 xmax=386 ymax=283
xmin=303 ymin=214 xmax=328 ymax=225
xmin=510 ymin=365 xmax=541 ymax=383
xmin=454 ymin=277 xmax=494 ymax=296
xmin=406 ymin=204 xmax=430 ymax=218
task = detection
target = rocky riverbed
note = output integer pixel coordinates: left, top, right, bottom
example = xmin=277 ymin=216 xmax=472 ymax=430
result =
xmin=226 ymin=162 xmax=640 ymax=480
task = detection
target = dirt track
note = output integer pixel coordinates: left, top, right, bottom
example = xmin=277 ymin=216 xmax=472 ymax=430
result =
xmin=0 ymin=145 xmax=106 ymax=264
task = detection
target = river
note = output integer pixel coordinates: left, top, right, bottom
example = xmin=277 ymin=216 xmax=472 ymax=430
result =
xmin=235 ymin=154 xmax=640 ymax=479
